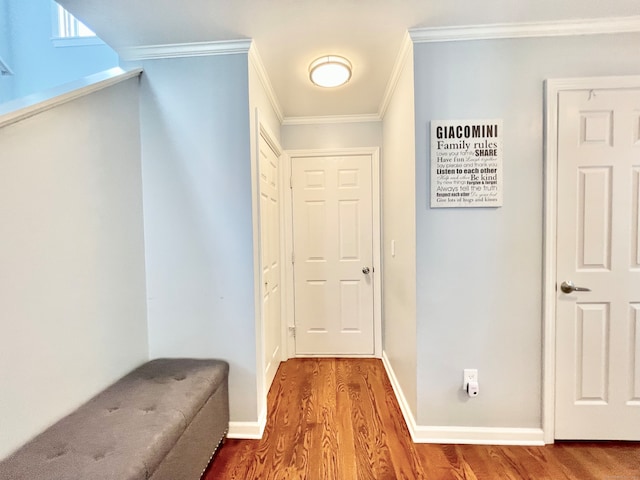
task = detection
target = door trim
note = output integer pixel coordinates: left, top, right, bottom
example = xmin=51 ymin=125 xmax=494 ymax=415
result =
xmin=258 ymin=120 xmax=283 ymax=392
xmin=542 ymin=75 xmax=640 ymax=444
xmin=282 ymin=147 xmax=382 ymax=359
xmin=252 ymin=109 xmax=283 ymax=436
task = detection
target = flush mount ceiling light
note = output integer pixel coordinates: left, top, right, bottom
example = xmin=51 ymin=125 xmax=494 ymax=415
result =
xmin=309 ymin=55 xmax=352 ymax=88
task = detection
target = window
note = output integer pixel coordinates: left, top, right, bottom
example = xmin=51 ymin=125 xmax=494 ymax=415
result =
xmin=56 ymin=4 xmax=95 ymax=38
xmin=52 ymin=2 xmax=103 ymax=46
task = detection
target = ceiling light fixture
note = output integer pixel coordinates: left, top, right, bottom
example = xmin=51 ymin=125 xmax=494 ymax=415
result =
xmin=309 ymin=55 xmax=352 ymax=88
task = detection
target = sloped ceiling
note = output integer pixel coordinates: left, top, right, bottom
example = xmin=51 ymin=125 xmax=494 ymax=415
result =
xmin=57 ymin=0 xmax=640 ymax=119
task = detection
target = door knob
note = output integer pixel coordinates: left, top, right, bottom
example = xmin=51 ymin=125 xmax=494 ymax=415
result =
xmin=560 ymin=280 xmax=591 ymax=294
xmin=362 ymin=267 xmax=370 ymax=274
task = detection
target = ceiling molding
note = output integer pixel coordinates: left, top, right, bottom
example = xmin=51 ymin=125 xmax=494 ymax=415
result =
xmin=248 ymin=43 xmax=284 ymax=123
xmin=118 ymin=39 xmax=252 ymax=61
xmin=409 ymin=16 xmax=640 ymax=43
xmin=378 ymin=32 xmax=412 ymax=119
xmin=282 ymin=113 xmax=381 ymax=126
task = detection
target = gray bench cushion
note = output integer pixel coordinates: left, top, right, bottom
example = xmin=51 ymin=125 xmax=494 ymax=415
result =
xmin=0 ymin=358 xmax=229 ymax=480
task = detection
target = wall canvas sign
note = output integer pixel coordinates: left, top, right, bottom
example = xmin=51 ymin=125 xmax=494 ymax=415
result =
xmin=430 ymin=119 xmax=503 ymax=208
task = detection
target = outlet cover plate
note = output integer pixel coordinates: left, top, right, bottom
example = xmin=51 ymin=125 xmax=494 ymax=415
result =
xmin=463 ymin=369 xmax=478 ymax=389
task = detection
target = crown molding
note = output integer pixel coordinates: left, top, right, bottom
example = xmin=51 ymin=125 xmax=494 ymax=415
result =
xmin=282 ymin=113 xmax=381 ymax=126
xmin=378 ymin=31 xmax=413 ymax=119
xmin=118 ymin=39 xmax=252 ymax=61
xmin=248 ymin=43 xmax=284 ymax=123
xmin=410 ymin=16 xmax=640 ymax=43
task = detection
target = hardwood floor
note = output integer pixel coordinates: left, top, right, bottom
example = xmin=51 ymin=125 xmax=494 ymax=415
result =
xmin=204 ymin=358 xmax=640 ymax=479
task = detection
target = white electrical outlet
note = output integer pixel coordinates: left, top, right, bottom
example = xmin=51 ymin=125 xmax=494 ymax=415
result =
xmin=463 ymin=369 xmax=478 ymax=389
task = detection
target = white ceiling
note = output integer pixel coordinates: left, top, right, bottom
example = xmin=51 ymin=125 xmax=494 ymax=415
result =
xmin=59 ymin=0 xmax=640 ymax=119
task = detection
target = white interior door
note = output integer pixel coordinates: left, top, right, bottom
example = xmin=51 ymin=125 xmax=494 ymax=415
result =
xmin=555 ymin=87 xmax=640 ymax=440
xmin=291 ymin=154 xmax=374 ymax=355
xmin=259 ymin=131 xmax=281 ymax=387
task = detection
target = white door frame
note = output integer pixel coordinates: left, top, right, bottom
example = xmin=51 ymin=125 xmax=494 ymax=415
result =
xmin=542 ymin=75 xmax=640 ymax=444
xmin=252 ymin=109 xmax=284 ymax=437
xmin=282 ymin=147 xmax=382 ymax=359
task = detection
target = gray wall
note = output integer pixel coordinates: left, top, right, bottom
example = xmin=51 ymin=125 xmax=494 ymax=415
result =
xmin=413 ymin=32 xmax=640 ymax=427
xmin=136 ymin=54 xmax=260 ymax=423
xmin=0 ymin=76 xmax=147 ymax=459
xmin=281 ymin=121 xmax=382 ymax=151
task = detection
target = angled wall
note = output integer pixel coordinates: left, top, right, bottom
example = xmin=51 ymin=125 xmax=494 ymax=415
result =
xmin=0 ymin=75 xmax=147 ymax=459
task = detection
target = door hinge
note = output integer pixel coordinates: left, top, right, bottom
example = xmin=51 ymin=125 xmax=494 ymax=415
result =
xmin=289 ymin=325 xmax=296 ymax=338
xmin=289 ymin=176 xmax=292 ymax=189
xmin=292 ymin=252 xmax=295 ymax=264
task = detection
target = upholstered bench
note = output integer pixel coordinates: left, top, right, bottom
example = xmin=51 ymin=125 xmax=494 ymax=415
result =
xmin=0 ymin=358 xmax=229 ymax=480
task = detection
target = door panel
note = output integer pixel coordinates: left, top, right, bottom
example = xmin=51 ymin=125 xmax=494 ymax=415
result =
xmin=575 ymin=303 xmax=609 ymax=403
xmin=632 ymin=304 xmax=640 ymax=403
xmin=292 ymin=155 xmax=374 ymax=355
xmin=556 ymin=88 xmax=640 ymax=440
xmin=578 ymin=167 xmax=611 ymax=269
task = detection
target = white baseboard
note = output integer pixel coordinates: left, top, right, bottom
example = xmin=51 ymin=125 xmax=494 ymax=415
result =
xmin=381 ymin=351 xmax=545 ymax=446
xmin=381 ymin=351 xmax=420 ymax=440
xmin=227 ymin=409 xmax=267 ymax=439
xmin=412 ymin=426 xmax=545 ymax=445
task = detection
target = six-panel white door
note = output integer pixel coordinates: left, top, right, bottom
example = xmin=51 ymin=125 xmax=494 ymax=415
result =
xmin=555 ymin=87 xmax=640 ymax=440
xmin=259 ymin=132 xmax=282 ymax=388
xmin=291 ymin=154 xmax=374 ymax=355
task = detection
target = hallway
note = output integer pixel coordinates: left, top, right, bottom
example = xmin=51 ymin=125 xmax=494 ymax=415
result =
xmin=205 ymin=358 xmax=640 ymax=479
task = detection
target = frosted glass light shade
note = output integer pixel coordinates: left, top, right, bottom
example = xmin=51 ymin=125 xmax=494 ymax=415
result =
xmin=309 ymin=56 xmax=352 ymax=88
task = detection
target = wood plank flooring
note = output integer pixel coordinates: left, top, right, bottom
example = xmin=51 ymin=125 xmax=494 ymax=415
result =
xmin=204 ymin=358 xmax=640 ymax=479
